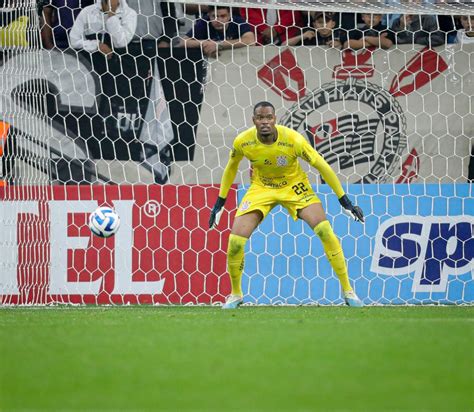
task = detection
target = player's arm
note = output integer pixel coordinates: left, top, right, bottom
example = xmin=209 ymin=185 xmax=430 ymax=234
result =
xmin=298 ymin=139 xmax=365 ymax=222
xmin=209 ymin=147 xmax=243 ymax=229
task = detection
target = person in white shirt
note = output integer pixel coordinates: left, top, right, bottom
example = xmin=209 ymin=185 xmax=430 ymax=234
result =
xmin=456 ymin=15 xmax=474 ymax=44
xmin=69 ymin=0 xmax=137 ymax=58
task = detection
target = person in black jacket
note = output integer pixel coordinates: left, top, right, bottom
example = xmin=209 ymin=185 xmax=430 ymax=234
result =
xmin=391 ymin=14 xmax=444 ymax=47
xmin=285 ymin=12 xmax=342 ymax=48
xmin=342 ymin=13 xmax=395 ymax=50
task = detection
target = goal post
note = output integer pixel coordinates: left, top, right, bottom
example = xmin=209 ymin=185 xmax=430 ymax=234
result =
xmin=0 ymin=0 xmax=472 ymax=305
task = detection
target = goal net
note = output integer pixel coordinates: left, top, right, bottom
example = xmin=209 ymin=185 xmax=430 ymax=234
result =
xmin=0 ymin=0 xmax=472 ymax=305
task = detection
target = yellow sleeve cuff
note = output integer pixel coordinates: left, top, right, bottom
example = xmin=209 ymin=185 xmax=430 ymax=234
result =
xmin=218 ymin=157 xmax=240 ymax=199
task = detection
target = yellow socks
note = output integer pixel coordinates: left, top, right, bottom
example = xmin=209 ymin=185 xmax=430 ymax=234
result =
xmin=227 ymin=223 xmax=349 ymax=297
xmin=314 ymin=220 xmax=352 ymax=293
xmin=227 ymin=234 xmax=248 ymax=296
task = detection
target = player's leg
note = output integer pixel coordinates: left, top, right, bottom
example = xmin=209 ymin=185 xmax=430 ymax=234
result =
xmin=223 ymin=186 xmax=274 ymax=309
xmin=297 ymin=203 xmax=363 ymax=307
xmin=298 ymin=203 xmax=351 ymax=291
xmin=223 ymin=211 xmax=263 ymax=309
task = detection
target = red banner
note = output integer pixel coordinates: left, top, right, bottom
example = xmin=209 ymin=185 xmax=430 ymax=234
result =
xmin=0 ymin=185 xmax=235 ymax=305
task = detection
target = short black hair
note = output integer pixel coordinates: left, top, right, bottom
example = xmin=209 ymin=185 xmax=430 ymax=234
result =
xmin=253 ymin=101 xmax=275 ymax=114
xmin=208 ymin=6 xmax=231 ymax=13
xmin=314 ymin=12 xmax=336 ymax=22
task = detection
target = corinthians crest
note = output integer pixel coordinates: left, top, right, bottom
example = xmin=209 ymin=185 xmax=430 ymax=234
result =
xmin=280 ymin=78 xmax=408 ymax=183
xmin=276 ymin=155 xmax=288 ymax=167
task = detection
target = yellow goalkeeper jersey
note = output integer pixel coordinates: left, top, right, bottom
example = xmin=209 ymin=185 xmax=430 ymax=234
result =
xmin=219 ymin=124 xmax=345 ymax=199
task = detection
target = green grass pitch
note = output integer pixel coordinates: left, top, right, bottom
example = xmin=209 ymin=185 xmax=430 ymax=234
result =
xmin=1 ymin=306 xmax=472 ymax=411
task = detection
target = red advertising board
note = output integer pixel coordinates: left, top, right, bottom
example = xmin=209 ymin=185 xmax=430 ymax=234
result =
xmin=0 ymin=185 xmax=235 ymax=305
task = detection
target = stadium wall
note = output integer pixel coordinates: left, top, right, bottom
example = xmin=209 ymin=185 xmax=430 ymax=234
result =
xmin=0 ymin=185 xmax=235 ymax=305
xmin=0 ymin=183 xmax=472 ymax=305
xmin=238 ymin=183 xmax=474 ymax=305
xmin=180 ymin=44 xmax=473 ymax=185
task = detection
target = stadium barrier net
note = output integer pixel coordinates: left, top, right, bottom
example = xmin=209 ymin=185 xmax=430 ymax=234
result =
xmin=0 ymin=0 xmax=473 ymax=305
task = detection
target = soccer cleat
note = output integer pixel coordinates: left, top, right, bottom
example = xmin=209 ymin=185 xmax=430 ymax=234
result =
xmin=222 ymin=294 xmax=243 ymax=309
xmin=344 ymin=290 xmax=364 ymax=307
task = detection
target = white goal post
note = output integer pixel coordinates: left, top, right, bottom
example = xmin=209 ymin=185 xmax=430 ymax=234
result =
xmin=0 ymin=0 xmax=472 ymax=305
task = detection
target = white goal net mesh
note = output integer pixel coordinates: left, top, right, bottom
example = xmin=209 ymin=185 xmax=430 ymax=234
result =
xmin=0 ymin=0 xmax=472 ymax=305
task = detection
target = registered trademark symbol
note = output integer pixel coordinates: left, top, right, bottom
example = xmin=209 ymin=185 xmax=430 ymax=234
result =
xmin=143 ymin=200 xmax=161 ymax=217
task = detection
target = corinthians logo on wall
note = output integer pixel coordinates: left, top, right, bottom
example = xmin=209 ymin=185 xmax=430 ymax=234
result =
xmin=280 ymin=78 xmax=408 ymax=183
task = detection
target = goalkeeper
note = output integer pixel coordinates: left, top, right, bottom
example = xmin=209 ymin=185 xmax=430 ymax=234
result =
xmin=209 ymin=101 xmax=365 ymax=309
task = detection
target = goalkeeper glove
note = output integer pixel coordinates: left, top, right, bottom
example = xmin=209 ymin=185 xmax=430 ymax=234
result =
xmin=209 ymin=196 xmax=226 ymax=229
xmin=338 ymin=194 xmax=364 ymax=223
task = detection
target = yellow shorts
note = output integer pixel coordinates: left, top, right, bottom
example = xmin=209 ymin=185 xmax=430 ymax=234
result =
xmin=236 ymin=180 xmax=321 ymax=221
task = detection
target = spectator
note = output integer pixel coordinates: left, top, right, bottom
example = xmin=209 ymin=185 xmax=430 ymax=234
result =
xmin=384 ymin=0 xmax=458 ymax=43
xmin=181 ymin=6 xmax=255 ymax=58
xmin=158 ymin=2 xmax=183 ymax=46
xmin=383 ymin=15 xmax=401 ymax=30
xmin=437 ymin=15 xmax=459 ymax=44
xmin=391 ymin=14 xmax=444 ymax=47
xmin=69 ymin=0 xmax=137 ymax=58
xmin=340 ymin=12 xmax=363 ymax=31
xmin=175 ymin=3 xmax=209 ymax=39
xmin=286 ymin=12 xmax=342 ymax=48
xmin=41 ymin=0 xmax=94 ymax=49
xmin=456 ymin=15 xmax=474 ymax=44
xmin=127 ymin=0 xmax=174 ymax=47
xmin=343 ymin=13 xmax=395 ymax=50
xmin=240 ymin=8 xmax=304 ymax=45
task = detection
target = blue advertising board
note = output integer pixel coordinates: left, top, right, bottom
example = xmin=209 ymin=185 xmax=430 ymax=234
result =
xmin=237 ymin=184 xmax=474 ymax=305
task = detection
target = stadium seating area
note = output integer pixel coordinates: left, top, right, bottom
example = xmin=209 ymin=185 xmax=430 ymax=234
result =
xmin=39 ymin=3 xmax=471 ymax=51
